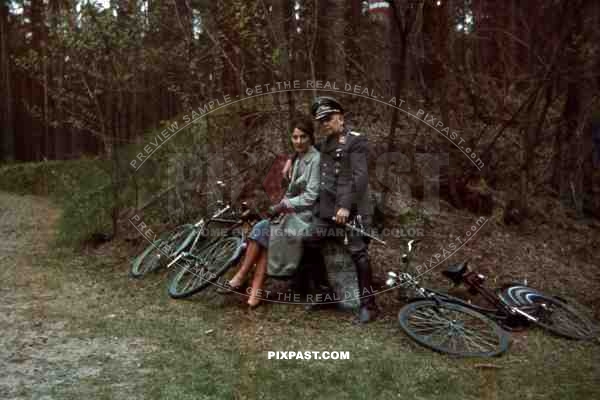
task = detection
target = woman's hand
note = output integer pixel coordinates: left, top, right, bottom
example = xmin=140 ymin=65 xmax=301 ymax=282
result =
xmin=268 ymin=197 xmax=293 ymax=217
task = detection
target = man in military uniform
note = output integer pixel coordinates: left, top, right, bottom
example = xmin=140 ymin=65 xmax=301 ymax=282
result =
xmin=303 ymin=96 xmax=378 ymax=323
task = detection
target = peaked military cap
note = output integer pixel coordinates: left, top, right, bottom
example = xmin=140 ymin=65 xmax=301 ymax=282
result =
xmin=311 ymin=96 xmax=344 ymax=121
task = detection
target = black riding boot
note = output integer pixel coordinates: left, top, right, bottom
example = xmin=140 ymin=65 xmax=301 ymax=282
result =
xmin=352 ymin=251 xmax=378 ymax=323
xmin=301 ymin=240 xmax=335 ymax=310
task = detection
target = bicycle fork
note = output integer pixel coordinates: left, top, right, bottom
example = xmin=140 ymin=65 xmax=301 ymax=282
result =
xmin=508 ymin=305 xmax=541 ymax=323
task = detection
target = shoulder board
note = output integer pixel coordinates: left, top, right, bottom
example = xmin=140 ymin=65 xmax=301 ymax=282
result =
xmin=350 ymin=131 xmax=362 ymax=136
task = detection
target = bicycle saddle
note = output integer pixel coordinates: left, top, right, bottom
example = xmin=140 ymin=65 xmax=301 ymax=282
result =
xmin=442 ymin=262 xmax=469 ymax=285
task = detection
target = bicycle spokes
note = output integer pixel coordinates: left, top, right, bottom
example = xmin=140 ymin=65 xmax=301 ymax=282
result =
xmin=167 ymin=235 xmax=244 ymax=299
xmin=418 ymin=308 xmax=501 ymax=353
xmin=399 ymin=301 xmax=509 ymax=357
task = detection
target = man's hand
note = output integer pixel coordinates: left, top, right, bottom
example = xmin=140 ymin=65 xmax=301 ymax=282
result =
xmin=335 ymin=208 xmax=350 ymax=224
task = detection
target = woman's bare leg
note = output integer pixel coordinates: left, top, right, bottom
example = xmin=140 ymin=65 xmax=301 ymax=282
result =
xmin=248 ymin=250 xmax=268 ymax=307
xmin=229 ymin=240 xmax=261 ymax=288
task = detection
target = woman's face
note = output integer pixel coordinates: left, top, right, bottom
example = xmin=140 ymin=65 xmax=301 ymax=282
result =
xmin=291 ymin=128 xmax=311 ymax=153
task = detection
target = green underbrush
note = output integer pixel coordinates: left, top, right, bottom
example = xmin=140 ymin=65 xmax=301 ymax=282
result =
xmin=0 ymin=119 xmax=208 ymax=247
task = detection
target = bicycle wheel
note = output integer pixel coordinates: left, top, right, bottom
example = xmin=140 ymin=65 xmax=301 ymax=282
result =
xmin=167 ymin=234 xmax=244 ymax=299
xmin=130 ymin=224 xmax=195 ymax=278
xmin=398 ymin=300 xmax=510 ymax=357
xmin=519 ymin=295 xmax=595 ymax=340
xmin=500 ymin=285 xmax=597 ymax=340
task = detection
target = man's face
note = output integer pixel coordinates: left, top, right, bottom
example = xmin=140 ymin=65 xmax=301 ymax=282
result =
xmin=318 ymin=113 xmax=344 ymax=137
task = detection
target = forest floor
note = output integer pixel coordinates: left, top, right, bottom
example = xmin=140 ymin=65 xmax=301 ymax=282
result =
xmin=1 ymin=191 xmax=599 ymax=400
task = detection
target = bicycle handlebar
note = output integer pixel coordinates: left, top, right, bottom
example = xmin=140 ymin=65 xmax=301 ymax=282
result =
xmin=328 ymin=216 xmax=386 ymax=245
xmin=342 ymin=221 xmax=387 ymax=245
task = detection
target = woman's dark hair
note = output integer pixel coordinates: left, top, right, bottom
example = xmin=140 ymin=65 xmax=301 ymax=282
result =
xmin=290 ymin=116 xmax=315 ymax=145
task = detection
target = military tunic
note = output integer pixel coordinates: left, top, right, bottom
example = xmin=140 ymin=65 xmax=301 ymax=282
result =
xmin=303 ymin=127 xmax=375 ymax=309
xmin=315 ymin=128 xmax=371 ymax=219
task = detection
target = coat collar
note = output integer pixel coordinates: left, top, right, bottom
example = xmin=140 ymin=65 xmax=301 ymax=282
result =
xmin=297 ymin=145 xmax=318 ymax=164
xmin=290 ymin=145 xmax=318 ymax=183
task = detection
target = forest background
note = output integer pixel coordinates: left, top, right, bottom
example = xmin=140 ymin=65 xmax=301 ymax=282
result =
xmin=1 ymin=2 xmax=600 ymax=398
xmin=1 ymin=0 xmax=599 ymax=246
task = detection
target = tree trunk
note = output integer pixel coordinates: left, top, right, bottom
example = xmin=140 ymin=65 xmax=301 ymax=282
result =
xmin=0 ymin=1 xmax=14 ymax=161
xmin=382 ymin=1 xmax=417 ymax=217
xmin=31 ymin=0 xmax=45 ymax=160
xmin=317 ymin=0 xmax=346 ymax=82
xmin=551 ymin=1 xmax=591 ymax=215
xmin=268 ymin=0 xmax=294 ymax=150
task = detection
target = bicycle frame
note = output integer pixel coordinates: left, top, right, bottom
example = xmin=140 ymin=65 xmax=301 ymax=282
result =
xmin=388 ymin=270 xmax=470 ymax=308
xmin=166 ymin=204 xmax=248 ymax=269
xmin=385 ymin=240 xmax=533 ymax=324
xmin=444 ymin=267 xmax=542 ymax=325
xmin=184 ymin=205 xmax=241 ymax=253
xmin=385 ymin=244 xmax=457 ymax=306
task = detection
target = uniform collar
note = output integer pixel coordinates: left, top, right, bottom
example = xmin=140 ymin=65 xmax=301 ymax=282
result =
xmin=323 ymin=128 xmax=349 ymax=149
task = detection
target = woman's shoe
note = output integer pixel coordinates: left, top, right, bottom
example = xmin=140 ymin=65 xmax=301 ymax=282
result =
xmin=216 ymin=280 xmax=244 ymax=294
xmin=228 ymin=275 xmax=246 ymax=290
xmin=247 ymin=298 xmax=262 ymax=309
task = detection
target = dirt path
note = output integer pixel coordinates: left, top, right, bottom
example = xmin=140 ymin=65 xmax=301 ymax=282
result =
xmin=0 ymin=193 xmax=149 ymax=400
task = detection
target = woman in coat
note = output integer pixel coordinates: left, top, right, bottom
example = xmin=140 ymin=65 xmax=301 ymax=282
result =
xmin=228 ymin=117 xmax=320 ymax=307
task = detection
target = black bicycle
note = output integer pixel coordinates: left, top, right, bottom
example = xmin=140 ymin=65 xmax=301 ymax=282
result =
xmin=387 ymin=260 xmax=509 ymax=356
xmin=386 ymin=240 xmax=598 ymax=357
xmin=438 ymin=261 xmax=598 ymax=341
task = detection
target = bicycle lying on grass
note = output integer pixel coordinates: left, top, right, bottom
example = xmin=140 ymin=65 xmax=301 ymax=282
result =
xmin=165 ymin=203 xmax=259 ymax=299
xmin=386 ymin=240 xmax=598 ymax=357
xmin=130 ymin=181 xmax=247 ymax=280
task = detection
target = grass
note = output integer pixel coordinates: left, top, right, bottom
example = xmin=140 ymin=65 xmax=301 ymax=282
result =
xmin=18 ymin=245 xmax=599 ymax=400
xmin=2 ymin=176 xmax=598 ymax=399
xmin=0 ymin=158 xmax=114 ymax=246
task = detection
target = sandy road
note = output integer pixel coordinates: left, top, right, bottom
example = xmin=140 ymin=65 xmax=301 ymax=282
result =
xmin=0 ymin=193 xmax=148 ymax=400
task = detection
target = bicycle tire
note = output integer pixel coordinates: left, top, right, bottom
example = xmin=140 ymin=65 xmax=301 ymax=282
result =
xmin=130 ymin=224 xmax=195 ymax=278
xmin=518 ymin=294 xmax=595 ymax=340
xmin=167 ymin=234 xmax=244 ymax=299
xmin=398 ymin=300 xmax=510 ymax=357
xmin=500 ymin=285 xmax=597 ymax=340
